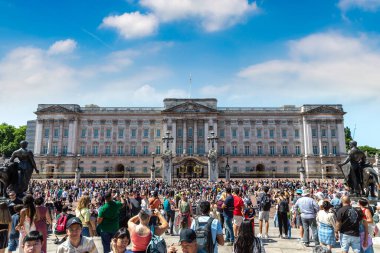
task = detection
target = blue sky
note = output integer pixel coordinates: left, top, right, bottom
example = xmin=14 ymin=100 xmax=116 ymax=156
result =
xmin=1 ymin=0 xmax=380 ymax=148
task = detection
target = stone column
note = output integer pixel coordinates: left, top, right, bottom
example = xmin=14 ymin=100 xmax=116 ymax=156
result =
xmin=208 ymin=149 xmax=218 ymax=182
xmin=47 ymin=120 xmax=54 ymax=155
xmin=204 ymin=121 xmax=209 ymax=153
xmin=337 ymin=120 xmax=346 ymax=155
xmin=68 ymin=119 xmax=75 ymax=155
xmin=327 ymin=124 xmax=332 ymax=155
xmin=172 ymin=120 xmax=177 ymax=155
xmin=194 ymin=120 xmax=198 ymax=155
xmin=183 ymin=120 xmax=187 ymax=155
xmin=34 ymin=120 xmax=43 ymax=155
xmin=59 ymin=120 xmax=64 ymax=155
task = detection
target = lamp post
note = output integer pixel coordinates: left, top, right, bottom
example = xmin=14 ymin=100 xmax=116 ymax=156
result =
xmin=207 ymin=131 xmax=218 ymax=149
xmin=75 ymin=154 xmax=81 ymax=185
xmin=162 ymin=131 xmax=174 ymax=150
xmin=225 ymin=154 xmax=230 ymax=181
xmin=151 ymin=152 xmax=156 ymax=181
xmin=105 ymin=168 xmax=110 ymax=179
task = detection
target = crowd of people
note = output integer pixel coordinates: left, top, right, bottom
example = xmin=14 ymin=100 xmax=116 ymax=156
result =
xmin=0 ymin=177 xmax=379 ymax=253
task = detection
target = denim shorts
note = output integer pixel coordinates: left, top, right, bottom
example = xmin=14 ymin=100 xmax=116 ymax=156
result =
xmin=8 ymin=238 xmax=18 ymax=251
xmin=340 ymin=234 xmax=361 ymax=253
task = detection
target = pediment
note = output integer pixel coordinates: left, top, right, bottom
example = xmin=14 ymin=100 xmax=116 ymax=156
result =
xmin=304 ymin=105 xmax=344 ymax=115
xmin=162 ymin=102 xmax=217 ymax=114
xmin=37 ymin=105 xmax=76 ymax=114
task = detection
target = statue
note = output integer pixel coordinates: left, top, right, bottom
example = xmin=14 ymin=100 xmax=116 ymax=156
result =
xmin=6 ymin=141 xmax=39 ymax=194
xmin=338 ymin=140 xmax=379 ymax=196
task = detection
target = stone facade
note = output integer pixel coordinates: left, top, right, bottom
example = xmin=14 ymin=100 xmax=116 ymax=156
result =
xmin=26 ymin=98 xmax=346 ymax=179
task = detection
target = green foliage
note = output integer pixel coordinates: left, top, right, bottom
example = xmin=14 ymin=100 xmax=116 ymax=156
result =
xmin=0 ymin=123 xmax=26 ymax=158
xmin=358 ymin=145 xmax=380 ymax=157
xmin=344 ymin=127 xmax=353 ymax=151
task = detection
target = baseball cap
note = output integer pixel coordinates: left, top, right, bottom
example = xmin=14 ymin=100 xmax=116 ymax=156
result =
xmin=296 ymin=189 xmax=303 ymax=195
xmin=66 ymin=217 xmax=82 ymax=229
xmin=179 ymin=229 xmax=196 ymax=243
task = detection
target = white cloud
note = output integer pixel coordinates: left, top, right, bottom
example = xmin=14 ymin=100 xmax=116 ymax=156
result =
xmin=101 ymin=12 xmax=158 ymax=39
xmin=48 ymin=39 xmax=77 ymax=55
xmin=338 ymin=0 xmax=380 ymax=11
xmin=140 ymin=0 xmax=259 ymax=32
xmin=199 ymin=32 xmax=380 ymax=104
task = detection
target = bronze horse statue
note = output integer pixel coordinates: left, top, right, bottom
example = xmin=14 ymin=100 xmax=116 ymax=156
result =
xmin=0 ymin=162 xmax=26 ymax=197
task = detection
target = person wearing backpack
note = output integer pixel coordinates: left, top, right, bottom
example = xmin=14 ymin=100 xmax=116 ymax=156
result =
xmin=190 ymin=201 xmax=224 ymax=253
xmin=335 ymin=196 xmax=368 ymax=253
xmin=276 ymin=192 xmax=289 ymax=239
xmin=222 ymin=187 xmax=235 ymax=246
xmin=257 ymin=186 xmax=272 ymax=239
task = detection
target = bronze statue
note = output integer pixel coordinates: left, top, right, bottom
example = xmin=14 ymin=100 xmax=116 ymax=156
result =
xmin=7 ymin=141 xmax=39 ymax=194
xmin=338 ymin=140 xmax=379 ymax=196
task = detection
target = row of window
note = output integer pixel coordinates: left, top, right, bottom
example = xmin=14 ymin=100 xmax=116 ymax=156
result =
xmin=43 ymin=126 xmax=338 ymax=140
xmin=43 ymin=144 xmax=338 ymax=157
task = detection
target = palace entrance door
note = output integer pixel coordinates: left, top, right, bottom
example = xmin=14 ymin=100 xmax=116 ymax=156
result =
xmin=174 ymin=158 xmax=207 ymax=179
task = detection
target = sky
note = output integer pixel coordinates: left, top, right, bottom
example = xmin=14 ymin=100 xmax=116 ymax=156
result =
xmin=0 ymin=0 xmax=380 ymax=148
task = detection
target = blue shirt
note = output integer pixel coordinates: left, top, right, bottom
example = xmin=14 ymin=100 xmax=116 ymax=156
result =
xmin=223 ymin=195 xmax=234 ymax=218
xmin=191 ymin=216 xmax=223 ymax=253
xmin=294 ymin=196 xmax=319 ymax=219
xmin=9 ymin=213 xmax=20 ymax=239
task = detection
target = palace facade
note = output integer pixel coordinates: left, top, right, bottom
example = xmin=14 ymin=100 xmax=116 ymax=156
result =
xmin=26 ymin=98 xmax=346 ymax=179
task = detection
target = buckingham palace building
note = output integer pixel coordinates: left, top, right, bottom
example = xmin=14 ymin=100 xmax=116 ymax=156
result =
xmin=25 ymin=98 xmax=347 ymax=180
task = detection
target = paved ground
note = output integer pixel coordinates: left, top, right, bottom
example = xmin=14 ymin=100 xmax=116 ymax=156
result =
xmin=45 ymin=218 xmax=380 ymax=253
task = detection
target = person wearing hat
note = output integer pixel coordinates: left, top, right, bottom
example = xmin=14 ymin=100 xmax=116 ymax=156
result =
xmin=168 ymin=229 xmax=200 ymax=253
xmin=292 ymin=188 xmax=320 ymax=247
xmin=56 ymin=217 xmax=98 ymax=253
xmin=316 ymin=200 xmax=336 ymax=252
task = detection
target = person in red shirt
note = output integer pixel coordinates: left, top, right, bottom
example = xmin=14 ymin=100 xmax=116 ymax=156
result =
xmin=232 ymin=188 xmax=245 ymax=238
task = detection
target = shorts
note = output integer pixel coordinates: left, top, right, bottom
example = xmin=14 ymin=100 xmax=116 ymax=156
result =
xmin=340 ymin=234 xmax=361 ymax=253
xmin=233 ymin=215 xmax=243 ymax=226
xmin=258 ymin=211 xmax=269 ymax=221
xmin=8 ymin=238 xmax=18 ymax=251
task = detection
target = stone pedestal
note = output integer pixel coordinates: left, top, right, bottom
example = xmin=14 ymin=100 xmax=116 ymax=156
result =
xmin=162 ymin=150 xmax=172 ymax=185
xmin=150 ymin=168 xmax=156 ymax=181
xmin=208 ymin=149 xmax=218 ymax=182
xmin=225 ymin=168 xmax=230 ymax=181
xmin=74 ymin=168 xmax=80 ymax=185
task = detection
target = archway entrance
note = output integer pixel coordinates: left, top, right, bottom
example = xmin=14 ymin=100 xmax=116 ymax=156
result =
xmin=115 ymin=164 xmax=124 ymax=177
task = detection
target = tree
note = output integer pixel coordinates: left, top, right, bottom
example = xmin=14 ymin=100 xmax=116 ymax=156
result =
xmin=0 ymin=123 xmax=26 ymax=158
xmin=358 ymin=145 xmax=380 ymax=157
xmin=344 ymin=126 xmax=353 ymax=151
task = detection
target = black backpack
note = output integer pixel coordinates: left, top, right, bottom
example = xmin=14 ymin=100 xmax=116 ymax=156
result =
xmin=278 ymin=200 xmax=288 ymax=213
xmin=194 ymin=217 xmax=215 ymax=253
xmin=260 ymin=194 xmax=271 ymax=211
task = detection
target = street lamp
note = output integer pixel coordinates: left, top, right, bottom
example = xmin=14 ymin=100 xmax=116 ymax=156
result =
xmin=151 ymin=152 xmax=156 ymax=181
xmin=162 ymin=131 xmax=174 ymax=150
xmin=207 ymin=131 xmax=218 ymax=149
xmin=225 ymin=154 xmax=230 ymax=181
xmin=299 ymin=156 xmax=306 ymax=183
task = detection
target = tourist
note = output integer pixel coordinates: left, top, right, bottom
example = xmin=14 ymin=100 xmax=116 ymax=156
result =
xmin=75 ymin=195 xmax=91 ymax=237
xmin=257 ymin=186 xmax=272 ymax=239
xmin=336 ymin=196 xmax=368 ymax=253
xmin=110 ymin=227 xmax=132 ymax=253
xmin=57 ymin=217 xmax=98 ymax=253
xmin=21 ymin=231 xmax=43 ymax=253
xmin=129 ymin=191 xmax=142 ymax=217
xmin=178 ymin=193 xmax=193 ymax=230
xmin=7 ymin=191 xmax=23 ymax=216
xmin=233 ymin=220 xmax=266 ymax=253
xmin=8 ymin=205 xmax=23 ymax=253
xmin=292 ymin=189 xmax=303 ymax=240
xmin=232 ymin=188 xmax=244 ymax=238
xmin=223 ymin=187 xmax=235 ymax=246
xmin=97 ymin=191 xmax=122 ymax=253
xmin=190 ymin=201 xmax=224 ymax=252
xmin=34 ymin=197 xmax=51 ymax=253
xmin=358 ymin=198 xmax=374 ymax=253
xmin=276 ymin=192 xmax=289 ymax=239
xmin=163 ymin=191 xmax=176 ymax=235
xmin=128 ymin=209 xmax=168 ymax=252
xmin=0 ymin=202 xmax=12 ymax=253
xmin=316 ymin=200 xmax=336 ymax=252
xmin=17 ymin=195 xmax=38 ymax=253
xmin=292 ymin=189 xmax=319 ymax=247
